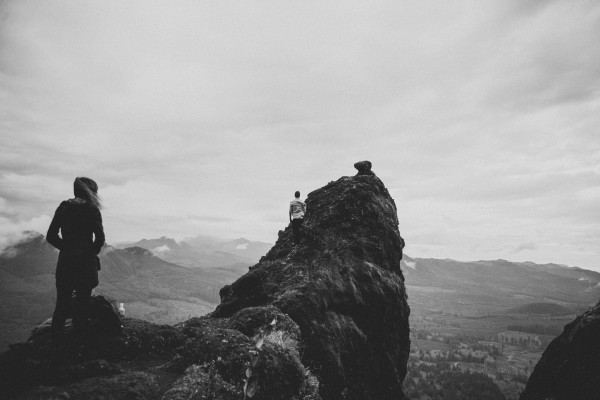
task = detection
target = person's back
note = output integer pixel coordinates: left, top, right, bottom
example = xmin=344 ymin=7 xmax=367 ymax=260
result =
xmin=49 ymin=198 xmax=104 ymax=254
xmin=289 ymin=198 xmax=305 ymax=220
xmin=289 ymin=191 xmax=306 ymax=244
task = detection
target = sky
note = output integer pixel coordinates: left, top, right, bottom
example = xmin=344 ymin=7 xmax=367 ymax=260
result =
xmin=1 ymin=0 xmax=599 ymax=271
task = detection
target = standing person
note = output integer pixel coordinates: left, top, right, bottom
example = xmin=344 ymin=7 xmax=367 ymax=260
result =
xmin=46 ymin=177 xmax=105 ymax=350
xmin=289 ymin=191 xmax=306 ymax=244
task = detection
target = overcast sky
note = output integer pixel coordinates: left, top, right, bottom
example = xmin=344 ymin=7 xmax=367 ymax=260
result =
xmin=1 ymin=0 xmax=599 ymax=271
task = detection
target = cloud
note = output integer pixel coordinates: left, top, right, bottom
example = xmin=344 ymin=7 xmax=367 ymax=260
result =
xmin=486 ymin=2 xmax=600 ymax=111
xmin=1 ymin=0 xmax=599 ymax=271
xmin=0 ymin=224 xmax=48 ymax=256
xmin=235 ymin=242 xmax=249 ymax=250
xmin=151 ymin=245 xmax=171 ymax=256
xmin=513 ymin=242 xmax=537 ymax=254
xmin=187 ymin=215 xmax=234 ymax=223
xmin=404 ymin=260 xmax=417 ymax=270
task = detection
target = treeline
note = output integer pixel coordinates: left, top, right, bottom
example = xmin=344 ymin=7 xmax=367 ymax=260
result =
xmin=404 ymin=363 xmax=505 ymax=400
xmin=506 ymin=324 xmax=562 ymax=336
xmin=499 ymin=335 xmax=539 ymax=349
xmin=417 ymin=349 xmax=497 ymax=364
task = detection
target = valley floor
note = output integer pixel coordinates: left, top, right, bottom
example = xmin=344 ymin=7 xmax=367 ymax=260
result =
xmin=405 ymin=306 xmax=575 ymax=400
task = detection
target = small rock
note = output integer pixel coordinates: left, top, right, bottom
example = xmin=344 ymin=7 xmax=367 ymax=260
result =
xmin=354 ymin=160 xmax=375 ymax=176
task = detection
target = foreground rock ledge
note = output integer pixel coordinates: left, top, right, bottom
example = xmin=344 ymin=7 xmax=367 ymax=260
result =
xmin=0 ymin=162 xmax=409 ymax=400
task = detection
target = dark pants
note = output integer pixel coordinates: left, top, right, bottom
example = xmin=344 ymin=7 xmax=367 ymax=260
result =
xmin=51 ymin=285 xmax=92 ymax=343
xmin=292 ymin=218 xmax=303 ymax=244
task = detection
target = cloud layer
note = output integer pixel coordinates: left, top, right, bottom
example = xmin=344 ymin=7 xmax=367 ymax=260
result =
xmin=1 ymin=0 xmax=599 ymax=270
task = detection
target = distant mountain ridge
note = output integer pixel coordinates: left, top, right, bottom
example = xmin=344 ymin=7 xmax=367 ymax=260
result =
xmin=0 ymin=232 xmax=58 ymax=277
xmin=113 ymin=235 xmax=273 ymax=268
xmin=401 ymin=255 xmax=600 ymax=315
xmin=2 ymin=231 xmax=599 ymax=352
xmin=0 ymin=232 xmax=249 ymax=350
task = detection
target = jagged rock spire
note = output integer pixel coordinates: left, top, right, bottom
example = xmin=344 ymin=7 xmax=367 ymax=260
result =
xmin=214 ymin=161 xmax=409 ymax=400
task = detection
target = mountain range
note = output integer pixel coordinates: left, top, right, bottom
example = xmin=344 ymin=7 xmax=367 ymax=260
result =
xmin=0 ymin=232 xmax=271 ymax=350
xmin=1 ymin=231 xmax=599 ymax=353
xmin=113 ymin=235 xmax=273 ymax=272
xmin=401 ymin=255 xmax=600 ymax=316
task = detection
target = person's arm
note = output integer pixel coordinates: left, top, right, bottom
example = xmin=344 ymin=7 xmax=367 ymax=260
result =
xmin=46 ymin=204 xmax=64 ymax=250
xmin=289 ymin=203 xmax=293 ymax=222
xmin=90 ymin=207 xmax=105 ymax=254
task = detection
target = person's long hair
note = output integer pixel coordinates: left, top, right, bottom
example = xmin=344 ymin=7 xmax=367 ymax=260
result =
xmin=74 ymin=177 xmax=102 ymax=209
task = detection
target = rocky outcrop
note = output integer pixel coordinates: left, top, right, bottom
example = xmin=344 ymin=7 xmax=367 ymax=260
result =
xmin=520 ymin=299 xmax=600 ymax=400
xmin=0 ymin=162 xmax=409 ymax=400
xmin=214 ymin=162 xmax=409 ymax=400
xmin=0 ymin=298 xmax=313 ymax=400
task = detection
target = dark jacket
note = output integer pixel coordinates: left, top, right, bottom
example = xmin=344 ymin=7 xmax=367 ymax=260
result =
xmin=47 ymin=198 xmax=105 ymax=290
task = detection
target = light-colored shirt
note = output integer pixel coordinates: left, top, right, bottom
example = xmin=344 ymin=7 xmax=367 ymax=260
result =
xmin=289 ymin=198 xmax=306 ymax=220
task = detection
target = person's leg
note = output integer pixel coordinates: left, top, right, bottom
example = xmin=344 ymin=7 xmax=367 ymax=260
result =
xmin=51 ymin=285 xmax=72 ymax=344
xmin=292 ymin=218 xmax=303 ymax=244
xmin=72 ymin=287 xmax=92 ymax=345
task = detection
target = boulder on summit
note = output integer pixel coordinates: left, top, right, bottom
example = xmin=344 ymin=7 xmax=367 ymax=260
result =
xmin=353 ymin=160 xmax=375 ymax=176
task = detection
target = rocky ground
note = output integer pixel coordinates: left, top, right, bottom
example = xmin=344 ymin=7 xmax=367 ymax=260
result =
xmin=0 ymin=296 xmax=319 ymax=400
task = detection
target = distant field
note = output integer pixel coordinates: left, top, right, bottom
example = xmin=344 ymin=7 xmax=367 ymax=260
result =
xmin=412 ymin=338 xmax=452 ymax=351
xmin=125 ymin=298 xmax=216 ymax=325
xmin=505 ymin=302 xmax=577 ymax=316
xmin=411 ymin=311 xmax=569 ymax=342
xmin=496 ymin=345 xmax=541 ymax=372
xmin=407 ymin=290 xmax=527 ymax=316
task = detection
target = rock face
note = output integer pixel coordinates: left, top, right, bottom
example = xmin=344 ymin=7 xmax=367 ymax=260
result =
xmin=214 ymin=162 xmax=409 ymax=400
xmin=0 ymin=162 xmax=409 ymax=400
xmin=0 ymin=298 xmax=314 ymax=400
xmin=520 ymin=299 xmax=600 ymax=400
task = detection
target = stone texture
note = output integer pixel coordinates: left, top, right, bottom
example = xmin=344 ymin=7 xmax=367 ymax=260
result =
xmin=520 ymin=299 xmax=600 ymax=400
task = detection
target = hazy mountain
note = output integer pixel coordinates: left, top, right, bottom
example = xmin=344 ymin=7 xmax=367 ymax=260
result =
xmin=113 ymin=235 xmax=273 ymax=268
xmin=3 ymin=231 xmax=599 ymax=355
xmin=0 ymin=232 xmax=246 ymax=350
xmin=0 ymin=231 xmax=57 ymax=278
xmin=401 ymin=255 xmax=600 ymax=316
xmin=97 ymin=245 xmax=239 ymax=303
